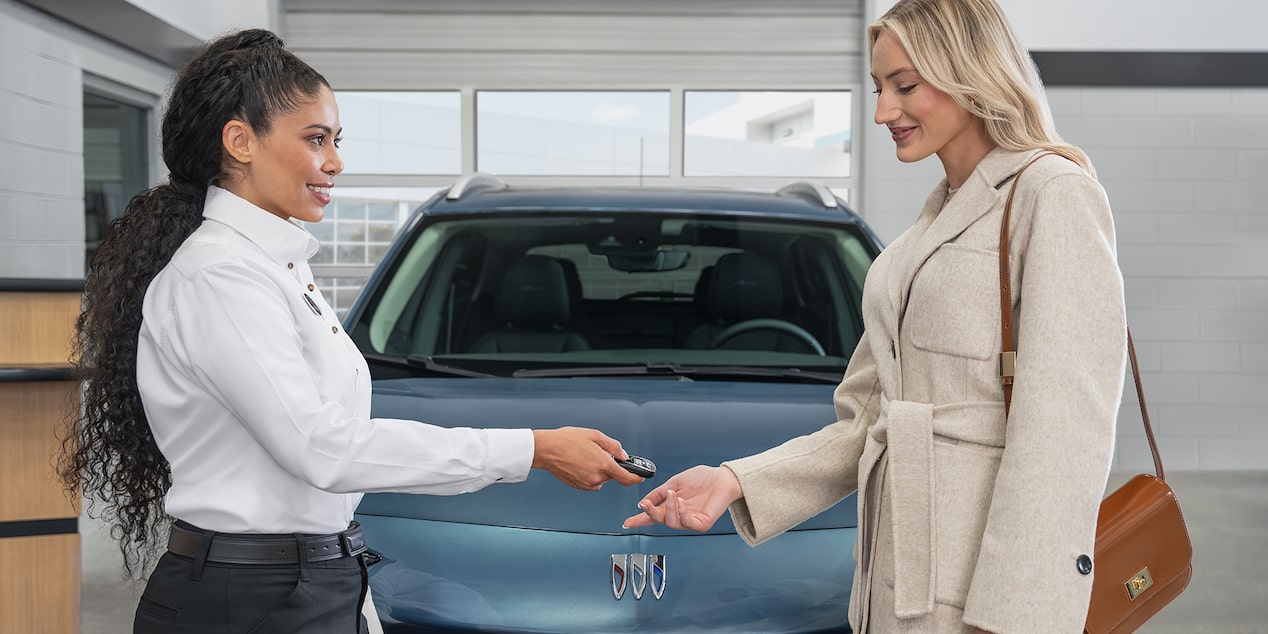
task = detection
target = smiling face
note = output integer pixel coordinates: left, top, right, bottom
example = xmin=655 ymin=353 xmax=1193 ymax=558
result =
xmin=221 ymin=86 xmax=344 ymax=223
xmin=870 ymin=30 xmax=993 ymax=183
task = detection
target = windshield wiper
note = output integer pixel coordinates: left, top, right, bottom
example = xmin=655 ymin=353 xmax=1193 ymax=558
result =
xmin=690 ymin=365 xmax=842 ymax=384
xmin=512 ymin=362 xmax=693 ymax=380
xmin=513 ymin=363 xmax=841 ymax=384
xmin=363 ymin=352 xmax=497 ymax=378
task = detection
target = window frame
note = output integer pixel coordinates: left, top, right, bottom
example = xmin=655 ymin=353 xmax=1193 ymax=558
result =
xmin=332 ymin=86 xmax=862 ymax=198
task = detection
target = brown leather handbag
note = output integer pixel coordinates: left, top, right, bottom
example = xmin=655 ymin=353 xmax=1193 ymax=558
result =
xmin=998 ymin=154 xmax=1193 ymax=634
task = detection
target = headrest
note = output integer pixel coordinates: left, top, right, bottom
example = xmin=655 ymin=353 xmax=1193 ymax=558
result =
xmin=555 ymin=257 xmax=583 ymax=310
xmin=496 ymin=255 xmax=571 ymax=328
xmin=693 ymin=265 xmax=716 ymax=314
xmin=706 ymin=252 xmax=782 ymax=322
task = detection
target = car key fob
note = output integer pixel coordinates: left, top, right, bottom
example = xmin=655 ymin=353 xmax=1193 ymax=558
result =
xmin=615 ymin=454 xmax=656 ymax=478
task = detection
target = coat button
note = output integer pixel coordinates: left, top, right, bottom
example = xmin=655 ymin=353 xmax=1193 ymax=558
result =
xmin=1076 ymin=555 xmax=1093 ymax=575
xmin=287 ymin=262 xmax=294 ymax=269
xmin=308 ymin=284 xmax=315 ymax=291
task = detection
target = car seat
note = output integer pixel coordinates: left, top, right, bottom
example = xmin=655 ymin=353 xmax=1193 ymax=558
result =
xmin=683 ymin=252 xmax=820 ymax=354
xmin=468 ymin=255 xmax=591 ymax=353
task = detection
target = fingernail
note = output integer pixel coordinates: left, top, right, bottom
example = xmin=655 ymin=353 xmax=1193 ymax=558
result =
xmin=621 ymin=524 xmax=630 ymax=529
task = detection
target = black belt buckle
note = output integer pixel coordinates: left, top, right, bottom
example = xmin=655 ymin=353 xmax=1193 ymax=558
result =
xmin=340 ymin=527 xmax=367 ymax=557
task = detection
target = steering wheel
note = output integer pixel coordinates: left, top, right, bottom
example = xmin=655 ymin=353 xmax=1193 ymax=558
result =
xmin=709 ymin=319 xmax=826 ymax=356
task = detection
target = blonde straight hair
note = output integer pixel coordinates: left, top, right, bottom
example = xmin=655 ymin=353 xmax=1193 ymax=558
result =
xmin=868 ymin=0 xmax=1091 ymax=171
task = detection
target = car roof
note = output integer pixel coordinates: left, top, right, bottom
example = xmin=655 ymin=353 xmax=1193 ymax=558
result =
xmin=418 ymin=179 xmax=866 ymax=225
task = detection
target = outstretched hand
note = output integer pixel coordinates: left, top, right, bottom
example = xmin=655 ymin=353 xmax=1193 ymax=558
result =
xmin=622 ymin=465 xmax=743 ymax=532
xmin=531 ymin=427 xmax=644 ymax=491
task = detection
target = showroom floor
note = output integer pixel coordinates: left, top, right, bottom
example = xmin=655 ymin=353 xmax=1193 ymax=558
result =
xmin=82 ymin=471 xmax=1268 ymax=633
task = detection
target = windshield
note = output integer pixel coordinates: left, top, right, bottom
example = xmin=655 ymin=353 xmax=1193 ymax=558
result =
xmin=348 ymin=211 xmax=875 ymax=376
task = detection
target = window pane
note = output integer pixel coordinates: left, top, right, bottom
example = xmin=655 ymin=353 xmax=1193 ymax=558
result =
xmin=337 ymin=244 xmax=367 ymax=264
xmin=337 ymin=223 xmax=366 ymax=243
xmin=334 ymin=188 xmax=437 ymax=217
xmin=477 ymin=91 xmax=670 ymax=176
xmin=367 ymin=203 xmax=396 ymax=222
xmin=83 ymin=93 xmax=149 ymax=271
xmin=334 ymin=91 xmax=461 ymax=175
xmin=307 ymin=221 xmax=334 ymax=242
xmin=334 ymin=201 xmax=367 ymax=221
xmin=367 ymin=223 xmax=399 ymax=242
xmin=684 ymin=91 xmax=852 ymax=178
xmin=311 ymin=245 xmax=334 ymax=265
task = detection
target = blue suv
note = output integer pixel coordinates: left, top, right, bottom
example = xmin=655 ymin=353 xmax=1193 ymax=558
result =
xmin=344 ymin=174 xmax=883 ymax=633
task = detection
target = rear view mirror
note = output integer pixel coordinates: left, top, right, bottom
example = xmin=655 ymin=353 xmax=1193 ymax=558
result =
xmin=606 ymin=249 xmax=690 ymax=272
xmin=586 ymin=218 xmax=688 ymax=272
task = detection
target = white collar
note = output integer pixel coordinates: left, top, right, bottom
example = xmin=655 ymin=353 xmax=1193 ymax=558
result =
xmin=202 ymin=186 xmax=319 ymax=264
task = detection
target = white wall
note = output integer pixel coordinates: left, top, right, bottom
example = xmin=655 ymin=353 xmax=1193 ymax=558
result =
xmin=0 ymin=0 xmax=171 ymax=279
xmin=1060 ymin=87 xmax=1268 ymax=471
xmin=869 ymin=0 xmax=1268 ymax=51
xmin=123 ymin=0 xmax=278 ymax=40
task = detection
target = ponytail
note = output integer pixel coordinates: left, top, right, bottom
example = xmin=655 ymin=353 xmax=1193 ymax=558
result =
xmin=62 ymin=182 xmax=204 ymax=577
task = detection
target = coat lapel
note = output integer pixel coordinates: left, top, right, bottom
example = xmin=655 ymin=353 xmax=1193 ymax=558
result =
xmin=891 ymin=148 xmax=1042 ymax=327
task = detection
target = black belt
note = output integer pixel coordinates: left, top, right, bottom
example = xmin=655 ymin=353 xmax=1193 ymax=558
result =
xmin=168 ymin=521 xmax=367 ymax=565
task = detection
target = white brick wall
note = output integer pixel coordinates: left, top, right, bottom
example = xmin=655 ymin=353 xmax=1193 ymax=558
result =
xmin=0 ymin=0 xmax=170 ymax=279
xmin=0 ymin=6 xmax=81 ymax=278
xmin=860 ymin=85 xmax=1268 ymax=470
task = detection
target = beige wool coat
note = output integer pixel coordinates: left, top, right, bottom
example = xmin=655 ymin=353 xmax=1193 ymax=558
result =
xmin=724 ymin=148 xmax=1127 ymax=633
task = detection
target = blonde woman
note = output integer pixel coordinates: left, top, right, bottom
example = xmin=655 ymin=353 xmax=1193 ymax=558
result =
xmin=624 ymin=0 xmax=1125 ymax=632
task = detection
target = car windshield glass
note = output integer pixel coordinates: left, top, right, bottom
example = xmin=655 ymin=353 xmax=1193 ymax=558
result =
xmin=348 ymin=211 xmax=874 ymax=375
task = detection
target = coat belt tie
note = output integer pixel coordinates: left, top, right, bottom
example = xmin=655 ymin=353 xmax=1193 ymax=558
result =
xmin=881 ymin=399 xmax=937 ymax=618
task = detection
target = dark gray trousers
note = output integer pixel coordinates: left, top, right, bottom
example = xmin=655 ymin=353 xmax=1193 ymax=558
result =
xmin=134 ymin=529 xmax=370 ymax=633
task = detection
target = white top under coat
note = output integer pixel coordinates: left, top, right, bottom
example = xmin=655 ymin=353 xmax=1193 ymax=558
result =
xmin=137 ymin=186 xmax=533 ymax=534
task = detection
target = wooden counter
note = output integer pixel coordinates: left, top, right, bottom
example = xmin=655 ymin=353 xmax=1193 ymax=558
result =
xmin=1 ymin=279 xmax=84 ymax=634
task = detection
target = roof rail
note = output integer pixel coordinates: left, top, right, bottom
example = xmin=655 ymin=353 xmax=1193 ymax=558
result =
xmin=776 ymin=181 xmax=838 ymax=209
xmin=446 ymin=172 xmax=507 ymax=201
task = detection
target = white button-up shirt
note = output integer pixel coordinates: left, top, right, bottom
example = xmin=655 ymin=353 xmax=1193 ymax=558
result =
xmin=137 ymin=186 xmax=533 ymax=534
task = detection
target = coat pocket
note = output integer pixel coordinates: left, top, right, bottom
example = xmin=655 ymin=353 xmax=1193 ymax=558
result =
xmin=906 ymin=244 xmax=998 ymax=361
xmin=931 ymin=437 xmax=1002 ymax=607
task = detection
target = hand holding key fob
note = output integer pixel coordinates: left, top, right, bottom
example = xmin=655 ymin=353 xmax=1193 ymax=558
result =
xmin=615 ymin=454 xmax=656 ymax=478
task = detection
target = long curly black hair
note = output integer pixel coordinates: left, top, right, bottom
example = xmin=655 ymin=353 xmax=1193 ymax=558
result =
xmin=60 ymin=29 xmax=330 ymax=579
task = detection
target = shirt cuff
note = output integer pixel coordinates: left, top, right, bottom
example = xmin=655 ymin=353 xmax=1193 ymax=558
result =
xmin=485 ymin=428 xmax=534 ymax=483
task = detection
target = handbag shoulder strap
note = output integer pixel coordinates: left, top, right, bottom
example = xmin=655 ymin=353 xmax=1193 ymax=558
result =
xmin=998 ymin=152 xmax=1165 ymax=481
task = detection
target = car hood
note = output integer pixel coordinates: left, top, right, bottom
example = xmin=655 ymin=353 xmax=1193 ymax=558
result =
xmin=358 ymin=377 xmax=857 ymax=535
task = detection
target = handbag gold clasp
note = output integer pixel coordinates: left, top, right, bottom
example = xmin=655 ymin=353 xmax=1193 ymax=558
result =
xmin=1125 ymin=567 xmax=1153 ymax=600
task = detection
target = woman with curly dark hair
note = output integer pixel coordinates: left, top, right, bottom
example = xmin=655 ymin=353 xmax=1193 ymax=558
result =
xmin=61 ymin=29 xmax=643 ymax=633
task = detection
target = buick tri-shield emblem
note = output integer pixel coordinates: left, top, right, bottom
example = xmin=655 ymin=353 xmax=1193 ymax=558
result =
xmin=611 ymin=554 xmax=627 ymax=599
xmin=630 ymin=554 xmax=647 ymax=599
xmin=611 ymin=554 xmax=665 ymax=600
xmin=650 ymin=554 xmax=666 ymax=599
